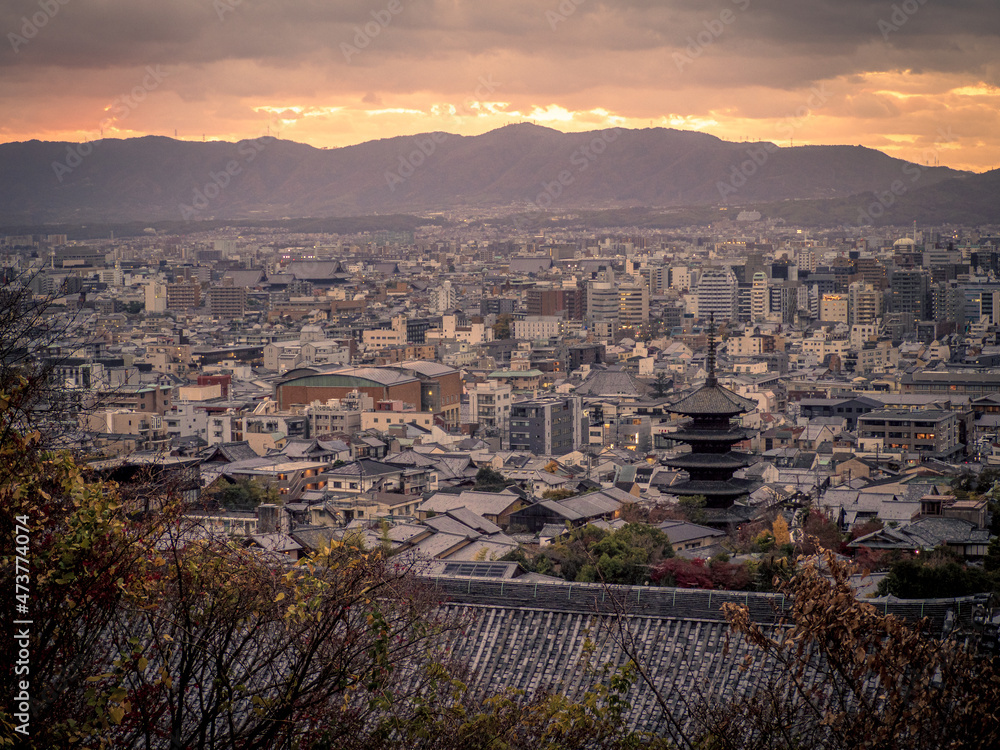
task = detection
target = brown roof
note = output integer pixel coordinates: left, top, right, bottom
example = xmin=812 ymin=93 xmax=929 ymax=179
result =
xmin=665 ymin=383 xmax=757 ymax=416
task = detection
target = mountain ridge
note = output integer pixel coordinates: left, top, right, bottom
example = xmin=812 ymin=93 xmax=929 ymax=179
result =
xmin=0 ymin=124 xmax=986 ymax=224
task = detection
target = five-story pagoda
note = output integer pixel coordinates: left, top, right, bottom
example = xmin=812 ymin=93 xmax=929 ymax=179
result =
xmin=662 ymin=317 xmax=757 ymax=507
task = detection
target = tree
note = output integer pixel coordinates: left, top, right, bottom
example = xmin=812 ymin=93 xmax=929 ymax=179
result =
xmin=492 ymin=314 xmax=513 ymax=340
xmin=652 ymin=371 xmax=670 ymax=398
xmin=771 ymin=516 xmax=790 ymax=547
xmin=474 ymin=466 xmax=510 ymax=492
xmin=532 ymin=523 xmax=674 ymax=586
xmin=677 ymin=495 xmax=707 ymax=525
xmin=876 ymin=552 xmax=994 ymax=598
xmin=577 ymin=524 xmax=675 ymax=585
xmin=211 ymin=476 xmax=281 ymax=510
xmin=704 ymin=550 xmax=1000 ymax=749
xmin=541 ymin=488 xmax=575 ymax=501
xmin=795 ymin=508 xmax=843 ymax=555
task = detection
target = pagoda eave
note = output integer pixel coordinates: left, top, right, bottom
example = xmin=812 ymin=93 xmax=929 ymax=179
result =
xmin=662 ymin=452 xmax=756 ymax=471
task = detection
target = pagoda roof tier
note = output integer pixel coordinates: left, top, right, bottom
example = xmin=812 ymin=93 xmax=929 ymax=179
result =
xmin=661 ymin=452 xmax=756 ymax=471
xmin=667 ymin=428 xmax=754 ymax=445
xmin=664 ymin=384 xmax=757 ymax=417
xmin=666 ymin=478 xmax=757 ymax=502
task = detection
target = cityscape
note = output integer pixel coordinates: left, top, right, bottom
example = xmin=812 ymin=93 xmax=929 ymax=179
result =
xmin=4 ymin=0 xmax=1000 ymax=747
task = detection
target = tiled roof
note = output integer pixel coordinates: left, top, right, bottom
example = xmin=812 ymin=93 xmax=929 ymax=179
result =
xmin=665 ymin=383 xmax=757 ymax=416
xmin=424 ymin=578 xmax=979 ymax=734
xmin=573 ymin=369 xmax=652 ymax=398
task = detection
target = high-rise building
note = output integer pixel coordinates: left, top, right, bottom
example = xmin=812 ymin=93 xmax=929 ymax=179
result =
xmin=696 ymin=267 xmax=738 ymax=322
xmin=618 ymin=284 xmax=649 ymax=331
xmin=166 ymin=280 xmax=201 ymax=311
xmin=888 ymin=269 xmax=931 ymax=320
xmin=932 ymin=282 xmax=966 ymax=330
xmin=526 ymin=287 xmax=585 ymax=319
xmin=670 ymin=266 xmax=695 ymax=291
xmin=586 ymin=281 xmax=619 ymax=337
xmin=640 ymin=265 xmax=669 ymax=295
xmin=820 ymin=294 xmax=849 ymax=324
xmin=750 ymin=272 xmax=768 ymax=322
xmin=848 ymin=282 xmax=883 ymax=327
xmin=768 ymin=284 xmax=797 ymax=324
xmin=433 ymin=280 xmax=456 ymax=313
xmin=207 ymin=280 xmax=248 ymax=319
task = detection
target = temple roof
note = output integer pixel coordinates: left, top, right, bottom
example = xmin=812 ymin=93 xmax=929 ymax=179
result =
xmin=665 ymin=384 xmax=757 ymax=416
xmin=666 ymin=477 xmax=758 ymax=499
xmin=661 ymin=452 xmax=756 ymax=471
xmin=667 ymin=427 xmax=754 ymax=444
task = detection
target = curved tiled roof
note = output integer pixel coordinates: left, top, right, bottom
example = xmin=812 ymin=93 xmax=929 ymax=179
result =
xmin=573 ymin=368 xmax=652 ymax=398
xmin=667 ymin=427 xmax=754 ymax=444
xmin=666 ymin=478 xmax=759 ymax=499
xmin=665 ymin=383 xmax=757 ymax=416
xmin=661 ymin=452 xmax=755 ymax=471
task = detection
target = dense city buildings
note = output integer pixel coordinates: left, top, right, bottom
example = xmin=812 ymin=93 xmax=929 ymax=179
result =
xmin=7 ymin=215 xmax=1000 ymax=744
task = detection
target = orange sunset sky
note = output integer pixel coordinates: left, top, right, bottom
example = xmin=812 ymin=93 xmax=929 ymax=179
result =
xmin=2 ymin=0 xmax=999 ymax=173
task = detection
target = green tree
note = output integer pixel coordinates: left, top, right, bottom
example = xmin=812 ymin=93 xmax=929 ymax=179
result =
xmin=492 ymin=314 xmax=513 ymax=340
xmin=474 ymin=466 xmax=510 ymax=492
xmin=876 ymin=553 xmax=994 ymax=598
xmin=541 ymin=488 xmax=575 ymax=501
xmin=677 ymin=495 xmax=707 ymax=525
xmin=213 ymin=476 xmax=281 ymax=510
xmin=539 ymin=523 xmax=674 ymax=586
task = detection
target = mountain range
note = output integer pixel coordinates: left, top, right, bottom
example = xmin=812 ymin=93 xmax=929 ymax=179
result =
xmin=1 ymin=124 xmax=997 ymax=226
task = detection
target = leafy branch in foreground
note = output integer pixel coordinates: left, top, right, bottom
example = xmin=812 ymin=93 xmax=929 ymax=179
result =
xmin=711 ymin=550 xmax=1000 ymax=750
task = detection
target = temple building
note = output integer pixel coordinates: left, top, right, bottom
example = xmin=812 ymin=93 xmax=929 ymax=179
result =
xmin=662 ymin=319 xmax=758 ymax=507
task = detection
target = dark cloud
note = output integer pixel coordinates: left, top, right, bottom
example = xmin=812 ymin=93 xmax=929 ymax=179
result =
xmin=1 ymin=0 xmax=998 ymax=170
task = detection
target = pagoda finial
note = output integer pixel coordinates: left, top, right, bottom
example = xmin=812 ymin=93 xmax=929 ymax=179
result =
xmin=706 ymin=312 xmax=717 ymax=386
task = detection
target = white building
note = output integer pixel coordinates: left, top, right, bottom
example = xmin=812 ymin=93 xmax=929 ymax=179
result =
xmin=467 ymin=380 xmax=513 ymax=433
xmin=696 ymin=267 xmax=738 ymax=322
xmin=514 ymin=316 xmax=565 ymax=341
xmin=145 ymin=281 xmax=167 ymax=313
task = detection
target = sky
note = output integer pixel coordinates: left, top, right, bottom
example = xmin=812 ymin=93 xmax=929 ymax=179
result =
xmin=2 ymin=0 xmax=999 ymax=172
